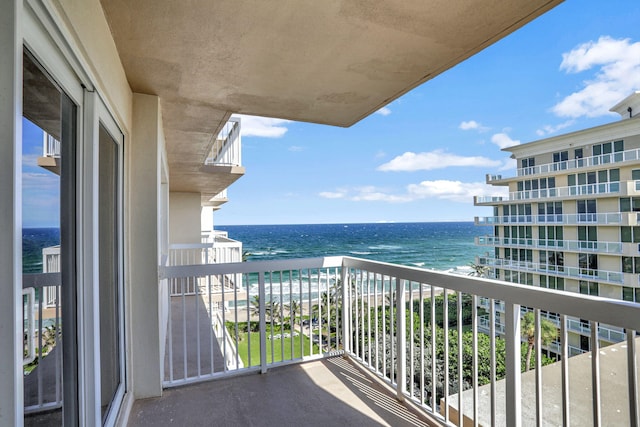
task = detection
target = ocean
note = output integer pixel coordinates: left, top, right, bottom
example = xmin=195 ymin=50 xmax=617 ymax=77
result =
xmin=217 ymin=222 xmax=491 ymax=273
xmin=22 ymin=222 xmax=491 ymax=274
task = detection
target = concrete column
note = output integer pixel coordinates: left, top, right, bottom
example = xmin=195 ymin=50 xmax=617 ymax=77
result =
xmin=0 ymin=1 xmax=23 ymax=425
xmin=169 ymin=192 xmax=203 ymax=244
xmin=129 ymin=93 xmax=163 ymax=398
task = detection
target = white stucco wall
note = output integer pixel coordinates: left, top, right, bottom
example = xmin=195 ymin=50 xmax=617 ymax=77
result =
xmin=169 ymin=192 xmax=202 ymax=244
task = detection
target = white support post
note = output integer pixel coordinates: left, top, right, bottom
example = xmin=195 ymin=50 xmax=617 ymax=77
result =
xmin=0 ymin=2 xmax=23 ymax=426
xmin=505 ymin=302 xmax=522 ymax=426
xmin=395 ymin=278 xmax=406 ymax=401
xmin=341 ymin=264 xmax=349 ymax=354
xmin=259 ymin=272 xmax=267 ymax=374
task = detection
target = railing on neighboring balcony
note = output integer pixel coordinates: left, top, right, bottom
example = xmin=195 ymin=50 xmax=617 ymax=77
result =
xmin=475 ymin=212 xmax=624 ymax=225
xmin=479 ymin=257 xmax=625 ymax=285
xmin=476 ymin=182 xmax=621 ymax=204
xmin=476 ymin=235 xmax=623 ymax=254
xmin=42 ymin=132 xmax=61 ymax=158
xmin=22 ymin=272 xmax=63 ymax=414
xmin=515 ymin=148 xmax=640 ymax=178
xmin=205 ymin=118 xmax=241 ymax=167
xmin=160 ymin=255 xmax=640 ymax=426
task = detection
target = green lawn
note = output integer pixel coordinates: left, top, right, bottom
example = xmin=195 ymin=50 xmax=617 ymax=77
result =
xmin=234 ymin=329 xmax=320 ymax=367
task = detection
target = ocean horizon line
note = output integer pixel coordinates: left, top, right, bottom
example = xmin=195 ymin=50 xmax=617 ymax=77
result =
xmin=217 ymin=220 xmax=477 ymax=227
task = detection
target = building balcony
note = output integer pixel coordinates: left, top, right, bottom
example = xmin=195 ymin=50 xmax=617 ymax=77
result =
xmin=475 ymin=182 xmax=626 ymax=205
xmin=138 ymin=255 xmax=640 ymax=426
xmin=474 ymin=212 xmax=626 ymax=226
xmin=478 ymin=256 xmax=625 ymax=285
xmin=485 ymin=147 xmax=640 ymax=184
xmin=36 ymin=132 xmax=61 ymax=175
xmin=475 ymin=235 xmax=623 ymax=255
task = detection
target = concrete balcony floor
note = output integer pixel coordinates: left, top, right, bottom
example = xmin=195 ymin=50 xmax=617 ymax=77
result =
xmin=128 ymin=356 xmax=434 ymax=427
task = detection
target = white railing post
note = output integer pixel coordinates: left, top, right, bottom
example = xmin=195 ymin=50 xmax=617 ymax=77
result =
xmin=341 ymin=264 xmax=350 ymax=354
xmin=396 ymin=277 xmax=406 ymax=401
xmin=259 ymin=272 xmax=267 ymax=374
xmin=505 ymin=302 xmax=522 ymax=426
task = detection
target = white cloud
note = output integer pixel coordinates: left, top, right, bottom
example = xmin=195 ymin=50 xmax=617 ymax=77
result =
xmin=377 ymin=149 xmax=501 ymax=172
xmin=407 ymin=180 xmax=509 ymax=203
xmin=288 ymin=145 xmax=303 ymax=152
xmin=536 ymin=120 xmax=576 ymax=137
xmin=459 ymin=120 xmax=489 ymax=132
xmin=552 ymin=36 xmax=640 ymax=118
xmin=319 ymin=181 xmax=508 ymax=204
xmin=490 ymin=133 xmax=520 ymax=149
xmin=318 ymin=191 xmax=346 ymax=199
xmin=376 ymin=106 xmax=392 ymax=116
xmin=233 ymin=114 xmax=291 ymax=138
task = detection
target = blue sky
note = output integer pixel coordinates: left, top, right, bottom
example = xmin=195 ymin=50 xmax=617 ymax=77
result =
xmin=215 ymin=0 xmax=640 ymax=225
xmin=22 ymin=0 xmax=640 ymax=227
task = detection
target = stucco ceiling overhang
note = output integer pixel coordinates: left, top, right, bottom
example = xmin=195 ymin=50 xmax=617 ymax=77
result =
xmin=100 ymin=0 xmax=563 ymax=195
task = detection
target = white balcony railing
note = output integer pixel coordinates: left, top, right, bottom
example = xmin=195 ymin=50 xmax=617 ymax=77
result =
xmin=513 ymin=148 xmax=640 ymax=178
xmin=476 ymin=236 xmax=623 ymax=254
xmin=22 ymin=272 xmax=63 ymax=415
xmin=205 ymin=118 xmax=242 ymax=167
xmin=476 ymin=182 xmax=622 ymax=204
xmin=42 ymin=132 xmax=61 ymax=158
xmin=475 ymin=212 xmax=624 ymax=226
xmin=160 ymin=256 xmax=640 ymax=426
xmin=479 ymin=257 xmax=625 ymax=284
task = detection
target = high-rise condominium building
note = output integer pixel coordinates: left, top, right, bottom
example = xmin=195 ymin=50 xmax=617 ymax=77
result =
xmin=474 ymin=91 xmax=640 ymax=356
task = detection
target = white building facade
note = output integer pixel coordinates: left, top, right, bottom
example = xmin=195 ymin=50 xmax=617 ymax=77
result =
xmin=475 ymin=92 xmax=640 ymax=355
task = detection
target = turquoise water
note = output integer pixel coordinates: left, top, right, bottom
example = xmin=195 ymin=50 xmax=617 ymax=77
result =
xmin=218 ymin=222 xmax=491 ymax=272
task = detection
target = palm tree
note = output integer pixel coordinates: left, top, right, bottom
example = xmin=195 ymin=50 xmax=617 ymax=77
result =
xmin=286 ymin=299 xmax=301 ymax=322
xmin=468 ymin=262 xmax=490 ymax=278
xmin=521 ymin=311 xmax=557 ymax=371
xmin=249 ymin=295 xmax=261 ymax=318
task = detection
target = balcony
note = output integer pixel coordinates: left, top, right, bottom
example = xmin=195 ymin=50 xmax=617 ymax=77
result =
xmin=475 ymin=182 xmax=622 ymax=205
xmin=475 ymin=212 xmax=624 ymax=226
xmin=478 ymin=256 xmax=625 ymax=285
xmin=36 ymin=132 xmax=61 ymax=175
xmin=144 ymin=255 xmax=640 ymax=426
xmin=475 ymin=236 xmax=623 ymax=255
xmin=510 ymin=148 xmax=640 ymax=179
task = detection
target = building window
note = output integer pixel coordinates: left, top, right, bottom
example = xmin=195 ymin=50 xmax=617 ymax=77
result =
xmin=521 ymin=157 xmax=535 ymax=175
xmin=540 ymin=275 xmax=564 ymax=290
xmin=553 ymin=151 xmax=568 ymax=170
xmin=502 ymin=203 xmax=532 ymax=222
xmin=622 ymin=256 xmax=640 ymax=273
xmin=575 ymin=148 xmax=585 ymax=167
xmin=538 ymin=201 xmax=562 ymax=223
xmin=568 ymin=169 xmax=620 ymax=193
xmin=621 ymin=226 xmax=640 ymax=243
xmin=593 ymin=140 xmax=624 ymax=163
xmin=504 ymin=225 xmax=532 ymax=245
xmin=579 ymin=253 xmax=598 ymax=275
xmin=620 ymin=197 xmax=640 ymax=212
xmin=577 ymin=226 xmax=597 ymax=249
xmin=579 ymin=281 xmax=599 ymax=296
xmin=622 ymin=287 xmax=640 ymax=302
xmin=540 ymin=250 xmax=564 ymax=272
xmin=633 ymin=169 xmax=640 ymax=181
xmin=539 ymin=226 xmax=563 ymax=247
xmin=576 ymin=199 xmax=597 ymax=222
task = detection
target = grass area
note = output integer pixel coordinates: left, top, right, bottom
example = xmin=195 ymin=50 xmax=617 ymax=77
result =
xmin=236 ymin=331 xmax=320 ymax=367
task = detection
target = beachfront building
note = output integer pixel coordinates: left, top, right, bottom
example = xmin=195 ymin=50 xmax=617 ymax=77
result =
xmin=474 ymin=92 xmax=640 ymax=355
xmin=5 ymin=1 xmax=640 ymax=426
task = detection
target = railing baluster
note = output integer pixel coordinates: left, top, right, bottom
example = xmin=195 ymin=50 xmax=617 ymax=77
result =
xmin=457 ymin=291 xmax=463 ymax=427
xmin=560 ymin=314 xmax=570 ymax=426
xmin=420 ymin=282 xmax=425 ymax=407
xmin=534 ymin=309 xmax=542 ymax=427
xmin=472 ymin=295 xmax=478 ymax=427
xmin=444 ymin=290 xmax=449 ymax=423
xmin=590 ymin=320 xmax=601 ymax=427
xmin=410 ymin=282 xmax=415 ymax=399
xmin=396 ymin=277 xmax=406 ymax=401
xmin=628 ymin=330 xmax=639 ymax=427
xmin=374 ymin=272 xmax=379 ymax=371
xmin=382 ymin=274 xmax=387 ymax=379
xmin=367 ymin=271 xmax=372 ymax=367
xmin=431 ymin=285 xmax=436 ymax=411
xmin=259 ymin=271 xmax=267 ymax=374
xmin=505 ymin=302 xmax=521 ymax=426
